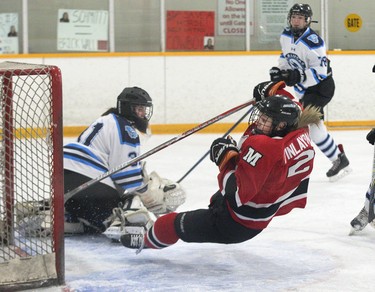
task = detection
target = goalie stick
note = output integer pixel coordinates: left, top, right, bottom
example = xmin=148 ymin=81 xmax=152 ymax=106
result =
xmin=176 ymin=106 xmax=254 ymax=183
xmin=64 ymin=99 xmax=256 ymax=203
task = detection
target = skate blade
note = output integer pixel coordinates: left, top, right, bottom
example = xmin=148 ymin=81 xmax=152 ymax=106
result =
xmin=348 ymin=221 xmax=369 ymax=235
xmin=328 ymin=166 xmax=352 ymax=182
xmin=348 ymin=227 xmax=360 ymax=236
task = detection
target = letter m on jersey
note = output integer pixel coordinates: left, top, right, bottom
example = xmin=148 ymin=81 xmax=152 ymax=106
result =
xmin=243 ymin=147 xmax=263 ymax=166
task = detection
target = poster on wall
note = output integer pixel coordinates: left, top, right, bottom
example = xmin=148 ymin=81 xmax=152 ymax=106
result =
xmin=0 ymin=13 xmax=19 ymax=54
xmin=166 ymin=11 xmax=215 ymax=51
xmin=259 ymin=0 xmax=294 ymax=43
xmin=218 ymin=0 xmax=254 ymax=36
xmin=57 ymin=9 xmax=108 ymax=51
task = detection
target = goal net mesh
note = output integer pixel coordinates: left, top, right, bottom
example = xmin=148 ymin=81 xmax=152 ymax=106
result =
xmin=0 ymin=62 xmax=64 ymax=290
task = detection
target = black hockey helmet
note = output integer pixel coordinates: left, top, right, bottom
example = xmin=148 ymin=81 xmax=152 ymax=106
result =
xmin=117 ymin=87 xmax=153 ymax=133
xmin=249 ymin=95 xmax=301 ymax=137
xmin=287 ymin=3 xmax=313 ymax=37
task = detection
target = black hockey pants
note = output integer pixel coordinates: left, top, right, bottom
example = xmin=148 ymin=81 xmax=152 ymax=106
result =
xmin=300 ymin=75 xmax=335 ymax=119
xmin=174 ymin=191 xmax=262 ymax=244
xmin=64 ymin=169 xmax=121 ymax=231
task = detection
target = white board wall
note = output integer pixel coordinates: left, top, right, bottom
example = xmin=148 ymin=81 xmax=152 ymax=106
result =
xmin=4 ymin=53 xmax=375 ymax=126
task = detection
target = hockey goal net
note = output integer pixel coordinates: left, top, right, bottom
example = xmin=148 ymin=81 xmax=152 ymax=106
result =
xmin=0 ymin=62 xmax=64 ymax=290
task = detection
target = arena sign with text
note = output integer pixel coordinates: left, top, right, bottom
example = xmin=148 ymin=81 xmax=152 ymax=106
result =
xmin=57 ymin=9 xmax=108 ymax=52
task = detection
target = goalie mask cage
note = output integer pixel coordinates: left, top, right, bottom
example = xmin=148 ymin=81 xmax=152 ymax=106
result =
xmin=0 ymin=62 xmax=64 ymax=290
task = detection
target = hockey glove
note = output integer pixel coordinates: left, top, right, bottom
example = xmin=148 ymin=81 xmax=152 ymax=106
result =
xmin=253 ymin=80 xmax=287 ymax=101
xmin=136 ymin=171 xmax=186 ymax=215
xmin=366 ymin=128 xmax=375 ymax=145
xmin=281 ymin=69 xmax=305 ymax=86
xmin=269 ymin=67 xmax=283 ymax=82
xmin=210 ymin=136 xmax=239 ymax=170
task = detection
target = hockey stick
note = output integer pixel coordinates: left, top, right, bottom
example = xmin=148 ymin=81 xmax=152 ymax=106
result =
xmin=367 ymin=143 xmax=375 ymax=223
xmin=176 ymin=106 xmax=254 ymax=183
xmin=368 ymin=67 xmax=375 ymax=222
xmin=64 ymin=99 xmax=255 ymax=202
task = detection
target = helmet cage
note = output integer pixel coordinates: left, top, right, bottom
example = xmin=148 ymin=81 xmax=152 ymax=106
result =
xmin=248 ymin=107 xmax=275 ymax=136
xmin=117 ymin=101 xmax=153 ymax=121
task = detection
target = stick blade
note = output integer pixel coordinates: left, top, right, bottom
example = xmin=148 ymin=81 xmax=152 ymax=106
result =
xmin=368 ymin=183 xmax=375 ymax=223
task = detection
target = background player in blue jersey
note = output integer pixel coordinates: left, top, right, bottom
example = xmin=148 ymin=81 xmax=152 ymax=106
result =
xmin=64 ymin=87 xmax=185 ymax=235
xmin=269 ymin=3 xmax=351 ymax=182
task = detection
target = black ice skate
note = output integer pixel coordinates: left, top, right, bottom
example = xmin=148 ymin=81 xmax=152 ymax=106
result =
xmin=326 ymin=144 xmax=352 ymax=182
xmin=121 ymin=233 xmax=147 ymax=254
xmin=349 ymin=207 xmax=368 ymax=235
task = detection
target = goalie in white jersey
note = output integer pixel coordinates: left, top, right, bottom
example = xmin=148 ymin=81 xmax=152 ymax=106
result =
xmin=63 ymin=87 xmax=186 ymax=236
xmin=269 ymin=3 xmax=351 ymax=182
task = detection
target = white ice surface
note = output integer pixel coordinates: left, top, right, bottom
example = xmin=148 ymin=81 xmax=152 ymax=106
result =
xmin=37 ymin=130 xmax=374 ymax=292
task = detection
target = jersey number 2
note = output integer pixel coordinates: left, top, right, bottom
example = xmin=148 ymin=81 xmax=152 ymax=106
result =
xmin=287 ymin=149 xmax=314 ymax=177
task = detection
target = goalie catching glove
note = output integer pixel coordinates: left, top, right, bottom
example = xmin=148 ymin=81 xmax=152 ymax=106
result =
xmin=210 ymin=135 xmax=239 ymax=170
xmin=131 ymin=163 xmax=186 ymax=215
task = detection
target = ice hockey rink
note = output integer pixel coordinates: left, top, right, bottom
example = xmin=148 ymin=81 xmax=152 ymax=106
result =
xmin=43 ymin=128 xmax=374 ymax=292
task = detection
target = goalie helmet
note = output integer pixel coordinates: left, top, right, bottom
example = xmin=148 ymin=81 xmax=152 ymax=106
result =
xmin=287 ymin=3 xmax=313 ymax=37
xmin=249 ymin=95 xmax=300 ymax=137
xmin=117 ymin=87 xmax=153 ymax=133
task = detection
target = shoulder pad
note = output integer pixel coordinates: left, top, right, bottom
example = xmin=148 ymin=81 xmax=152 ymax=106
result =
xmin=113 ymin=114 xmax=140 ymax=144
xmin=301 ymin=29 xmax=324 ymax=48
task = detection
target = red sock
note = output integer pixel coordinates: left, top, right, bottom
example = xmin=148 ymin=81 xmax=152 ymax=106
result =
xmin=145 ymin=212 xmax=179 ymax=249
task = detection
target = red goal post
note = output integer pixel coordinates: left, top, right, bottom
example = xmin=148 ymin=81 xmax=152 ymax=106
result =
xmin=0 ymin=62 xmax=64 ymax=290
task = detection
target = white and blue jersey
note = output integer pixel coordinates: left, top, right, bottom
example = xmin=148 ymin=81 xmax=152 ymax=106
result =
xmin=278 ymin=27 xmax=332 ymax=99
xmin=64 ymin=113 xmax=144 ymax=193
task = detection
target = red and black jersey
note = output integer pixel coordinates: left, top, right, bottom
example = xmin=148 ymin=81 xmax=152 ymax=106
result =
xmin=218 ymin=127 xmax=315 ymax=230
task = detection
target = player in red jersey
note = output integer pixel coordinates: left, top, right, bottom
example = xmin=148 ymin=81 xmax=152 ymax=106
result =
xmin=121 ymin=83 xmax=322 ymax=252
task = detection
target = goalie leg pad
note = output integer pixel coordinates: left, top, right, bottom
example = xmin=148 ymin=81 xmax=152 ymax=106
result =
xmin=103 ymin=195 xmax=154 ymax=242
xmin=64 ymin=221 xmax=85 ymax=234
xmin=103 ymin=212 xmax=153 ymax=241
xmin=15 ymin=199 xmax=50 ymax=221
xmin=17 ymin=210 xmax=52 ymax=237
xmin=15 ymin=200 xmax=52 ymax=237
